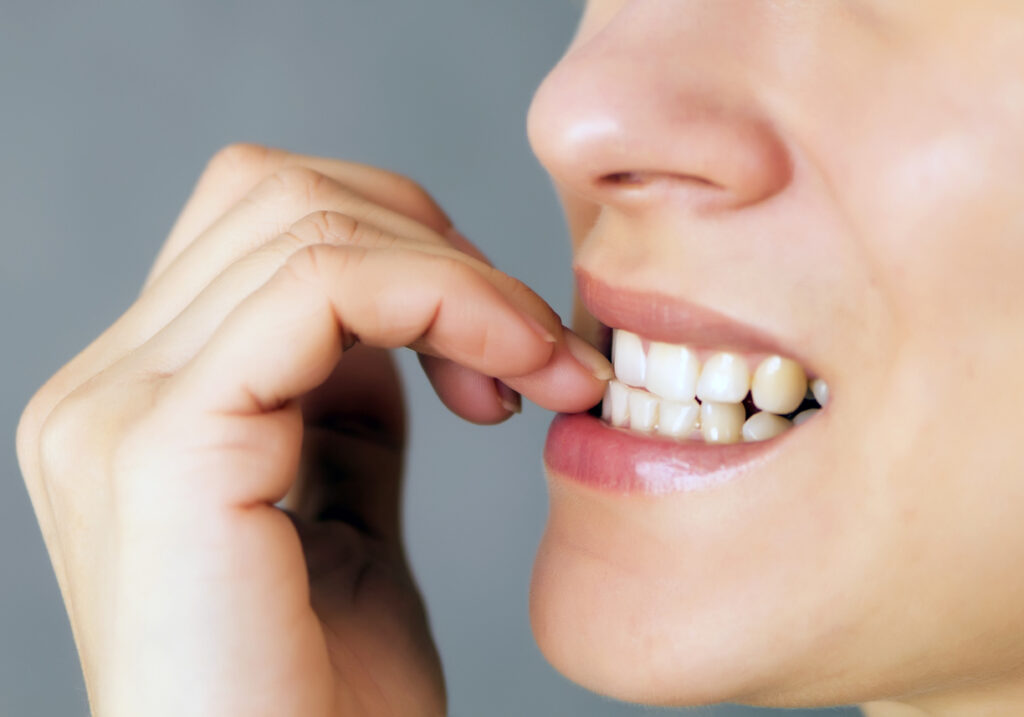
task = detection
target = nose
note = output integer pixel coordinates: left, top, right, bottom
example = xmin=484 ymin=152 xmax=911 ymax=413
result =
xmin=527 ymin=3 xmax=792 ymax=213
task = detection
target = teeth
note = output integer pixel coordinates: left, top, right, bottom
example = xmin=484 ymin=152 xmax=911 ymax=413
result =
xmin=612 ymin=329 xmax=646 ymax=387
xmin=751 ymin=356 xmax=807 ymax=415
xmin=645 ymin=342 xmax=700 ymax=401
xmin=810 ymin=378 xmax=830 ymax=407
xmin=656 ymin=399 xmax=700 ymax=438
xmin=700 ymin=401 xmax=745 ymax=444
xmin=608 ymin=380 xmax=631 ymax=427
xmin=696 ymin=352 xmax=750 ymax=403
xmin=604 ymin=330 xmax=825 ymax=443
xmin=627 ymin=389 xmax=659 ymax=432
xmin=792 ymin=409 xmax=820 ymax=426
xmin=742 ymin=412 xmax=792 ymax=442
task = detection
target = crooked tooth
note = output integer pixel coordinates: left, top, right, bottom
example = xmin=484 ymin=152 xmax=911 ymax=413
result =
xmin=793 ymin=408 xmax=820 ymax=426
xmin=628 ymin=389 xmax=659 ymax=432
xmin=810 ymin=378 xmax=830 ymax=407
xmin=645 ymin=342 xmax=700 ymax=401
xmin=656 ymin=399 xmax=700 ymax=438
xmin=751 ymin=356 xmax=807 ymax=415
xmin=742 ymin=412 xmax=792 ymax=442
xmin=700 ymin=401 xmax=745 ymax=444
xmin=696 ymin=352 xmax=750 ymax=403
xmin=612 ymin=329 xmax=646 ymax=387
xmin=608 ymin=380 xmax=631 ymax=427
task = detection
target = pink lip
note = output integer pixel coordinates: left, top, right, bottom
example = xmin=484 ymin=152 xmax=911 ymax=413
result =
xmin=545 ymin=413 xmax=789 ymax=495
xmin=576 ymin=267 xmax=797 ymax=358
xmin=545 ymin=269 xmax=803 ymax=495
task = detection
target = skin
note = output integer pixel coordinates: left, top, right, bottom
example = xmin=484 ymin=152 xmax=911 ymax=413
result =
xmin=528 ymin=1 xmax=1024 ymax=716
xmin=14 ymin=1 xmax=1024 ymax=716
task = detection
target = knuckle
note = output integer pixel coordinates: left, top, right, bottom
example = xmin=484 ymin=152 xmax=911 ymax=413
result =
xmin=265 ymin=165 xmax=332 ymax=207
xmin=202 ymin=142 xmax=276 ymax=184
xmin=16 ymin=386 xmax=54 ymax=477
xmin=283 ymin=241 xmax=367 ymax=288
xmin=36 ymin=386 xmax=98 ymax=481
xmin=291 ymin=210 xmax=360 ymax=246
xmin=283 ymin=242 xmax=333 ymax=285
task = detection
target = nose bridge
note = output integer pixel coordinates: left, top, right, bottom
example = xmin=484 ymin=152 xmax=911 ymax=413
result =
xmin=527 ymin=2 xmax=792 ymax=212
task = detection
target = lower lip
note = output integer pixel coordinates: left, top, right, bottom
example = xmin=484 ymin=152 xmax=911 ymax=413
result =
xmin=543 ymin=413 xmax=784 ymax=495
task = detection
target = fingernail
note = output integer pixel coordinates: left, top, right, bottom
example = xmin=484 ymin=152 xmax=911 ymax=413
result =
xmin=495 ymin=379 xmax=522 ymax=414
xmin=564 ymin=329 xmax=614 ymax=381
xmin=519 ymin=312 xmax=558 ymax=344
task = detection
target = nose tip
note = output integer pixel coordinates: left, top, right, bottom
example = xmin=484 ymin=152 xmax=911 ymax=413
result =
xmin=527 ymin=39 xmax=792 ymax=213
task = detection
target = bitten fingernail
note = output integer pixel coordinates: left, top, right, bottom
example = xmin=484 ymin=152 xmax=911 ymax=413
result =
xmin=495 ymin=379 xmax=522 ymax=414
xmin=564 ymin=329 xmax=614 ymax=381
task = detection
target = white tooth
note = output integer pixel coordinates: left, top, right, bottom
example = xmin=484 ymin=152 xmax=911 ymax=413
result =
xmin=810 ymin=378 xmax=830 ymax=407
xmin=612 ymin=329 xmax=646 ymax=387
xmin=645 ymin=342 xmax=700 ymax=401
xmin=656 ymin=399 xmax=700 ymax=438
xmin=696 ymin=352 xmax=751 ymax=403
xmin=751 ymin=356 xmax=807 ymax=415
xmin=742 ymin=412 xmax=792 ymax=442
xmin=699 ymin=401 xmax=745 ymax=444
xmin=792 ymin=408 xmax=820 ymax=426
xmin=628 ymin=389 xmax=659 ymax=432
xmin=601 ymin=383 xmax=613 ymax=422
xmin=608 ymin=380 xmax=631 ymax=427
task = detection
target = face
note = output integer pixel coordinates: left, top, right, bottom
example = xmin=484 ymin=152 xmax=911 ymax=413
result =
xmin=527 ymin=1 xmax=1024 ymax=712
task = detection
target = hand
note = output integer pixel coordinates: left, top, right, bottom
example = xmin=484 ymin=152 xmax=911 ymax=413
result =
xmin=16 ymin=144 xmax=610 ymax=716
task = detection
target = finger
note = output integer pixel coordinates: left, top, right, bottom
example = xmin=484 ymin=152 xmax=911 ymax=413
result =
xmin=143 ymin=166 xmax=453 ymax=327
xmin=417 ymin=354 xmax=520 ymax=425
xmin=502 ymin=327 xmax=612 ymax=412
xmin=158 ymin=243 xmax=560 ymax=506
xmin=130 ymin=212 xmax=559 ymax=374
xmin=135 ymin=209 xmax=608 ymax=419
xmin=147 ymin=144 xmax=452 ymax=287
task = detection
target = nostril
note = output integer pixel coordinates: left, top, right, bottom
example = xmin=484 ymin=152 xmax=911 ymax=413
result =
xmin=599 ymin=171 xmax=724 ymax=190
xmin=596 ymin=170 xmax=734 ymax=211
xmin=602 ymin=171 xmax=648 ymax=186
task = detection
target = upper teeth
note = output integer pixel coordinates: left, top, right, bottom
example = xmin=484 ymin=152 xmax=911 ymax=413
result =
xmin=604 ymin=329 xmax=826 ymax=443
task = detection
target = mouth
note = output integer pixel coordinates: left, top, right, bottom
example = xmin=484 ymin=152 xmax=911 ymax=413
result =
xmin=544 ymin=269 xmax=829 ymax=495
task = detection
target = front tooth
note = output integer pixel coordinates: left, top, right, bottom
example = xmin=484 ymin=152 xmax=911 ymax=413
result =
xmin=608 ymin=380 xmax=631 ymax=427
xmin=645 ymin=342 xmax=700 ymax=400
xmin=612 ymin=329 xmax=646 ymax=387
xmin=742 ymin=412 xmax=792 ymax=442
xmin=792 ymin=408 xmax=820 ymax=426
xmin=656 ymin=399 xmax=700 ymax=438
xmin=628 ymin=389 xmax=659 ymax=432
xmin=751 ymin=356 xmax=807 ymax=414
xmin=810 ymin=378 xmax=830 ymax=407
xmin=700 ymin=401 xmax=745 ymax=444
xmin=696 ymin=352 xmax=750 ymax=403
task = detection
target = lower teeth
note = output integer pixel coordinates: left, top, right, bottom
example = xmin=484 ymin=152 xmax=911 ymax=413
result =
xmin=600 ymin=379 xmax=823 ymax=444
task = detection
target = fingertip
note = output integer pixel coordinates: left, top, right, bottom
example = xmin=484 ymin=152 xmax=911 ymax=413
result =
xmin=562 ymin=328 xmax=614 ymax=381
xmin=494 ymin=379 xmax=522 ymax=415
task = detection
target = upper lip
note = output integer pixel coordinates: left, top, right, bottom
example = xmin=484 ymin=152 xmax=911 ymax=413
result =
xmin=575 ymin=266 xmax=811 ymax=366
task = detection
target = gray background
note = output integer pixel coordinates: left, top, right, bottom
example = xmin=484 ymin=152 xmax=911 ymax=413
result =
xmin=0 ymin=2 xmax=861 ymax=715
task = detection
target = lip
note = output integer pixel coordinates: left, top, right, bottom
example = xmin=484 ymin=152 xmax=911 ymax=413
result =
xmin=576 ymin=267 xmax=803 ymax=360
xmin=545 ymin=268 xmax=814 ymax=495
xmin=544 ymin=413 xmax=789 ymax=495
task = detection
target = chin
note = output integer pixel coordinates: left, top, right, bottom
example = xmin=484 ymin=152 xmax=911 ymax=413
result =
xmin=529 ymin=454 xmax=879 ymax=710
